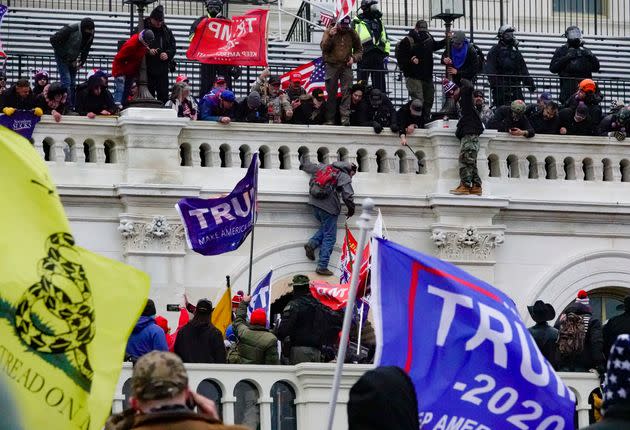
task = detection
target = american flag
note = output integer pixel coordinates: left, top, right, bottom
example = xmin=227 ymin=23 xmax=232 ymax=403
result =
xmin=280 ymin=57 xmax=327 ymax=94
xmin=320 ymin=11 xmax=334 ymax=27
xmin=335 ymin=0 xmax=356 ymax=21
xmin=0 ymin=4 xmax=8 ymax=58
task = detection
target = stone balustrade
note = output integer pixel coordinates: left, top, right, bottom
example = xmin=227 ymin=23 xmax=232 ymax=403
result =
xmin=112 ymin=363 xmax=598 ymax=429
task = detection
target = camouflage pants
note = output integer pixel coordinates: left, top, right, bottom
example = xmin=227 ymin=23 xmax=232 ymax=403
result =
xmin=459 ymin=134 xmax=481 ymax=187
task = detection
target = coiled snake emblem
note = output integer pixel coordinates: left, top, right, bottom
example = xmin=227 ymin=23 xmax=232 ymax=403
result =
xmin=14 ymin=232 xmax=95 ymax=382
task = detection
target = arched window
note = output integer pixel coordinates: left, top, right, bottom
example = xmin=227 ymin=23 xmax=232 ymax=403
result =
xmin=239 ymin=145 xmax=252 ymax=168
xmin=415 ymin=151 xmax=426 ymax=174
xmin=559 ymin=287 xmax=628 ymax=324
xmin=317 ymin=147 xmax=330 ymax=164
xmin=297 ymin=146 xmax=310 ymax=167
xmin=527 ymin=155 xmax=538 ymax=179
xmin=583 ymin=158 xmax=594 ymax=181
xmin=259 ymin=146 xmax=271 ymax=169
xmin=507 ymin=155 xmax=519 ymax=178
xmin=84 ymin=140 xmax=96 ymax=163
xmin=219 ymin=144 xmax=232 ymax=168
xmin=271 ymin=381 xmax=297 ymax=430
xmin=545 ymin=156 xmax=557 ymax=180
xmin=395 ymin=149 xmax=407 ymax=174
xmin=234 ymin=380 xmax=260 ymax=429
xmin=197 ymin=379 xmax=223 ymax=420
xmin=337 ymin=147 xmax=349 ymax=163
xmin=63 ymin=138 xmax=75 ymax=162
xmin=564 ymin=157 xmax=576 ymax=180
xmin=602 ymin=158 xmax=613 ymax=182
xmin=356 ymin=149 xmax=369 ymax=172
xmin=376 ymin=149 xmax=388 ymax=173
xmin=43 ymin=138 xmax=53 ymax=161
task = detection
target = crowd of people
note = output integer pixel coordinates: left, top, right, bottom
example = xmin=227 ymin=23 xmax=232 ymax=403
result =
xmin=0 ymin=1 xmax=625 ymax=148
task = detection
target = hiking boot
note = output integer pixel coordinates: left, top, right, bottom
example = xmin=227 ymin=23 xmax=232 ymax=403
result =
xmin=315 ymin=267 xmax=334 ymax=276
xmin=469 ymin=184 xmax=483 ymax=196
xmin=450 ymin=183 xmax=470 ymax=195
xmin=304 ymin=243 xmax=315 ymax=261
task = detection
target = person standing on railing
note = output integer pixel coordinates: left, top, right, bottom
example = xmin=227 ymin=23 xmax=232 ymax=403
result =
xmin=320 ymin=15 xmax=363 ymax=126
xmin=49 ymin=17 xmax=95 ymax=109
xmin=112 ymin=30 xmax=155 ymax=110
xmin=550 ymin=26 xmax=600 ymax=106
xmin=441 ymin=31 xmax=480 ymax=87
xmin=485 ymin=25 xmax=535 ymax=108
xmin=353 ymin=0 xmax=390 ymax=93
xmin=143 ymin=6 xmax=177 ymax=104
xmin=395 ymin=20 xmax=447 ymax=123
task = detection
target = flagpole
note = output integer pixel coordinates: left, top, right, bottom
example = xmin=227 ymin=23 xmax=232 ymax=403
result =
xmin=356 ymin=300 xmax=365 ymax=355
xmin=247 ymin=224 xmax=255 ymax=295
xmin=326 ymin=198 xmax=374 ymax=430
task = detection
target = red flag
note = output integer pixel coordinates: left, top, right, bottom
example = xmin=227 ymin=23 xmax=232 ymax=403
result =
xmin=310 ymin=280 xmax=351 ymax=311
xmin=339 ymin=226 xmax=358 ymax=284
xmin=335 ymin=0 xmax=356 ymax=21
xmin=187 ymin=9 xmax=268 ymax=66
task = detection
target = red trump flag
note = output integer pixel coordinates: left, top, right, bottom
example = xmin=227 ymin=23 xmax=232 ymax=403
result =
xmin=187 ymin=9 xmax=269 ymax=66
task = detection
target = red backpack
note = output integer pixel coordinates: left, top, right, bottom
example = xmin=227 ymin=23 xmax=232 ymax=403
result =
xmin=309 ymin=165 xmax=340 ymax=199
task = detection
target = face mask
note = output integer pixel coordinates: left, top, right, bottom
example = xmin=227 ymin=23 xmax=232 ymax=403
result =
xmin=568 ymin=38 xmax=581 ymax=48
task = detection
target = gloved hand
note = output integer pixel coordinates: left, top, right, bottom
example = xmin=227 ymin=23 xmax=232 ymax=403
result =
xmin=33 ymin=107 xmax=44 ymax=117
xmin=373 ymin=122 xmax=383 ymax=134
xmin=346 ymin=203 xmax=355 ymax=218
xmin=614 ymin=130 xmax=626 ymax=141
xmin=2 ymin=107 xmax=15 ymax=116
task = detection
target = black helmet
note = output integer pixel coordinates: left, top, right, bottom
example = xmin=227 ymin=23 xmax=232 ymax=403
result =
xmin=360 ymin=0 xmax=377 ymax=9
xmin=565 ymin=25 xmax=582 ymax=40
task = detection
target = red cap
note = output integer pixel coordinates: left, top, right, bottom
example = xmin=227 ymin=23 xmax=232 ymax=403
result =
xmin=250 ymin=308 xmax=267 ymax=326
xmin=577 ymin=290 xmax=588 ymax=299
xmin=290 ymin=72 xmax=302 ymax=83
xmin=155 ymin=316 xmax=169 ymax=333
xmin=175 ymin=75 xmax=189 ymax=83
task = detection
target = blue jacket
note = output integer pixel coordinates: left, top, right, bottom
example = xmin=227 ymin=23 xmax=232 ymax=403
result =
xmin=199 ymin=93 xmax=235 ymax=121
xmin=125 ymin=316 xmax=168 ymax=360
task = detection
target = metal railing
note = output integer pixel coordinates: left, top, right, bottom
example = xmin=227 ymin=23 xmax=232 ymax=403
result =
xmin=4 ymin=0 xmax=227 ymax=16
xmin=286 ymin=1 xmax=311 ymax=42
xmin=7 ymin=52 xmax=630 ymax=115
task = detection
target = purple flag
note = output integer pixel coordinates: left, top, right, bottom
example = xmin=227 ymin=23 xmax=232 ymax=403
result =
xmin=0 ymin=111 xmax=41 ymax=139
xmin=176 ymin=153 xmax=258 ymax=256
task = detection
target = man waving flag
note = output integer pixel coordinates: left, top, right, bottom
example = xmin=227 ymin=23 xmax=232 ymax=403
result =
xmin=248 ymin=270 xmax=273 ymax=327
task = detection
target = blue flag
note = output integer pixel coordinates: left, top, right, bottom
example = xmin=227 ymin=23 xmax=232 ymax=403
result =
xmin=373 ymin=238 xmax=575 ymax=430
xmin=176 ymin=153 xmax=258 ymax=256
xmin=248 ymin=270 xmax=272 ymax=326
xmin=0 ymin=111 xmax=41 ymax=139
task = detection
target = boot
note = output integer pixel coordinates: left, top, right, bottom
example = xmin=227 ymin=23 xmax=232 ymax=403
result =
xmin=315 ymin=267 xmax=334 ymax=276
xmin=469 ymin=184 xmax=483 ymax=196
xmin=450 ymin=182 xmax=470 ymax=195
xmin=304 ymin=243 xmax=315 ymax=261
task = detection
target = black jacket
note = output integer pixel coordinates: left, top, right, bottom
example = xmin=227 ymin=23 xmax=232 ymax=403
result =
xmin=550 ymin=44 xmax=600 ymax=78
xmin=528 ymin=322 xmax=559 ymax=367
xmin=75 ymin=83 xmax=116 ymax=116
xmin=487 ymin=105 xmax=535 ymax=137
xmin=349 ymin=99 xmax=370 ymax=126
xmin=234 ymin=99 xmax=268 ymax=123
xmin=456 ymin=80 xmax=484 ymax=139
xmin=366 ymin=96 xmax=398 ymax=131
xmin=530 ymin=111 xmax=561 ymax=135
xmin=173 ymin=321 xmax=227 ymax=363
xmin=0 ymin=86 xmax=36 ymax=110
xmin=597 ymin=113 xmax=629 ymax=136
xmin=603 ymin=311 xmax=630 ymax=359
xmin=397 ymin=30 xmax=447 ymax=81
xmin=292 ymin=99 xmax=326 ymax=125
xmin=397 ymin=101 xmax=425 ymax=135
xmin=142 ymin=17 xmax=177 ymax=76
xmin=581 ymin=404 xmax=630 ymax=430
xmin=559 ymin=107 xmax=594 ymax=136
xmin=348 ymin=366 xmax=419 ymax=430
xmin=485 ymin=41 xmax=534 ymax=88
xmin=276 ymin=293 xmax=322 ymax=349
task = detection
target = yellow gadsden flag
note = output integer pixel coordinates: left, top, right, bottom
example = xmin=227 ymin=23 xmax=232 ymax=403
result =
xmin=0 ymin=128 xmax=150 ymax=429
xmin=211 ymin=286 xmax=232 ymax=336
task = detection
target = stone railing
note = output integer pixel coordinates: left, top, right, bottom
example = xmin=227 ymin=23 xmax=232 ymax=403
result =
xmin=31 ymin=110 xmax=630 ymax=207
xmin=112 ymin=363 xmax=598 ymax=429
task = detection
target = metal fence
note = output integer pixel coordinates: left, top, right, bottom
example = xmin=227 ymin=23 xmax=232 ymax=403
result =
xmin=9 ymin=53 xmax=630 ymax=114
xmin=4 ymin=0 xmax=232 ymax=16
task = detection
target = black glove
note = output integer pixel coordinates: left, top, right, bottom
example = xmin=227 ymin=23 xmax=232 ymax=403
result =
xmin=373 ymin=122 xmax=383 ymax=134
xmin=614 ymin=130 xmax=626 ymax=141
xmin=346 ymin=203 xmax=355 ymax=218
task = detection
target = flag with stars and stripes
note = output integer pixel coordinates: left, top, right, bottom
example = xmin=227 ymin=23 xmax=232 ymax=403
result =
xmin=320 ymin=11 xmax=334 ymax=27
xmin=0 ymin=4 xmax=8 ymax=58
xmin=335 ymin=0 xmax=356 ymax=21
xmin=280 ymin=57 xmax=327 ymax=94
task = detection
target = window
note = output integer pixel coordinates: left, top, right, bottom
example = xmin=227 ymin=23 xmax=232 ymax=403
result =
xmin=271 ymin=382 xmax=297 ymax=430
xmin=552 ymin=0 xmax=607 ymax=15
xmin=559 ymin=287 xmax=627 ymax=323
xmin=197 ymin=379 xmax=223 ymax=420
xmin=234 ymin=380 xmax=260 ymax=430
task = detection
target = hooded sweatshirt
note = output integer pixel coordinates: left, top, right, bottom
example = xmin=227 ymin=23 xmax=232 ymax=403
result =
xmin=347 ymin=366 xmax=419 ymax=430
xmin=173 ymin=317 xmax=227 ymax=363
xmin=125 ymin=316 xmax=168 ymax=360
xmin=301 ymin=161 xmax=355 ymax=216
xmin=50 ymin=18 xmax=94 ymax=65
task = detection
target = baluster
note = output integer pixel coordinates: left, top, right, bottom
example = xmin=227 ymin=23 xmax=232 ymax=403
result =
xmin=268 ymin=147 xmax=280 ymax=169
xmin=95 ymin=141 xmax=106 ymax=164
xmin=555 ymin=162 xmax=566 ymax=180
xmin=367 ymin=155 xmax=378 ymax=173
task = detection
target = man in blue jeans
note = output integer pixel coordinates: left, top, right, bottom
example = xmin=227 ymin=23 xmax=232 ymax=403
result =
xmin=50 ymin=17 xmax=95 ymax=109
xmin=302 ymin=160 xmax=356 ymax=276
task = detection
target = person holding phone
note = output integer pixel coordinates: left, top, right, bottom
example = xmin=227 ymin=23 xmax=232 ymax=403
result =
xmin=487 ymin=99 xmax=535 ymax=138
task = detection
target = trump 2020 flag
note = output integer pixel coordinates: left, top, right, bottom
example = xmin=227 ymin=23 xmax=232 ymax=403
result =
xmin=0 ymin=127 xmax=150 ymax=429
xmin=248 ymin=270 xmax=272 ymax=325
xmin=176 ymin=153 xmax=258 ymax=256
xmin=372 ymin=238 xmax=575 ymax=429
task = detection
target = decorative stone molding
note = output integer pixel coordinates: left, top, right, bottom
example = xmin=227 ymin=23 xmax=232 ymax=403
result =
xmin=118 ymin=215 xmax=186 ymax=255
xmin=431 ymin=225 xmax=505 ymax=262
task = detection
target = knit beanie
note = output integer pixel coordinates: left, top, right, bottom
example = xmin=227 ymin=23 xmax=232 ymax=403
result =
xmin=250 ymin=308 xmax=267 ymax=327
xmin=575 ymin=290 xmax=590 ymax=306
xmin=142 ymin=299 xmax=156 ymax=317
xmin=602 ymin=334 xmax=630 ymax=414
xmin=442 ymin=79 xmax=458 ymax=95
xmin=150 ymin=5 xmax=165 ymax=21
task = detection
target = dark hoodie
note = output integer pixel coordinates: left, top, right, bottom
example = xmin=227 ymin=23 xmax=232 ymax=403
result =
xmin=173 ymin=316 xmax=226 ymax=363
xmin=456 ymin=79 xmax=484 ymax=139
xmin=397 ymin=29 xmax=447 ymax=81
xmin=75 ymin=75 xmax=116 ymax=116
xmin=487 ymin=105 xmax=536 ymax=137
xmin=50 ymin=18 xmax=95 ymax=66
xmin=124 ymin=316 xmax=168 ymax=360
xmin=0 ymin=85 xmax=36 ymax=110
xmin=348 ymin=366 xmax=419 ymax=430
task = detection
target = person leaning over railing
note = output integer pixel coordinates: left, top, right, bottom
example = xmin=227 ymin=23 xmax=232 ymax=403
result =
xmin=34 ymin=82 xmax=69 ymax=123
xmin=234 ymin=91 xmax=267 ymax=123
xmin=165 ymin=81 xmax=198 ymax=120
xmin=397 ymin=99 xmax=425 ymax=146
xmin=559 ymin=101 xmax=595 ymax=136
xmin=529 ymin=101 xmax=562 ymax=135
xmin=0 ymin=78 xmax=40 ymax=115
xmin=291 ymin=89 xmax=326 ymax=125
xmin=598 ymin=107 xmax=630 ymax=141
xmin=198 ymin=89 xmax=236 ymax=123
xmin=487 ymin=100 xmax=535 ymax=138
xmin=565 ymin=78 xmax=603 ymax=132
xmin=74 ymin=74 xmax=116 ymax=118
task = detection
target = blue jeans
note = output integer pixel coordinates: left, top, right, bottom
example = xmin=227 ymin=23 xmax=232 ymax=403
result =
xmin=55 ymin=55 xmax=77 ymax=108
xmin=113 ymin=76 xmax=125 ymax=105
xmin=307 ymin=206 xmax=338 ymax=270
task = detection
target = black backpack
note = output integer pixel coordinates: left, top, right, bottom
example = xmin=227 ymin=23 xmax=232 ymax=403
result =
xmin=312 ymin=301 xmax=344 ymax=347
xmin=395 ymin=36 xmax=414 ymax=72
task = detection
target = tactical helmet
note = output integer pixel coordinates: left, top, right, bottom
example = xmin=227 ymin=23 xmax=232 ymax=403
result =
xmin=360 ymin=0 xmax=377 ymax=9
xmin=565 ymin=25 xmax=582 ymax=40
xmin=497 ymin=25 xmax=516 ymax=38
xmin=510 ymin=100 xmax=527 ymax=115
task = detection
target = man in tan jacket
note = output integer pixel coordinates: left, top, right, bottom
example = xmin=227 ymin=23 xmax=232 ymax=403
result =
xmin=320 ymin=15 xmax=363 ymax=125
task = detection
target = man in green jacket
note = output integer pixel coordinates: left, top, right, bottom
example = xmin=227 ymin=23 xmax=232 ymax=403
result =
xmin=50 ymin=18 xmax=95 ymax=109
xmin=233 ymin=296 xmax=280 ymax=365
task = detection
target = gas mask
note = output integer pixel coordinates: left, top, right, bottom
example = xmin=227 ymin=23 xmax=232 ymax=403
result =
xmin=502 ymin=31 xmax=518 ymax=47
xmin=566 ymin=27 xmax=582 ymax=48
xmin=204 ymin=0 xmax=224 ymax=18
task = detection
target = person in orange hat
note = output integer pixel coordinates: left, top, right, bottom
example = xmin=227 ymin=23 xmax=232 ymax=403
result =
xmin=232 ymin=295 xmax=279 ymax=365
xmin=565 ymin=78 xmax=603 ymax=130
